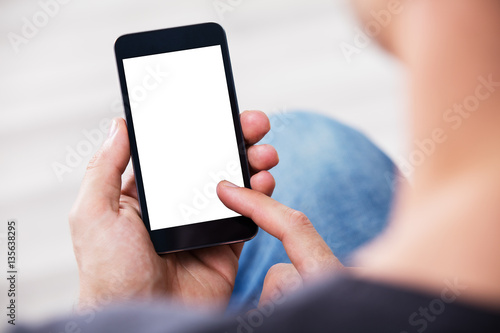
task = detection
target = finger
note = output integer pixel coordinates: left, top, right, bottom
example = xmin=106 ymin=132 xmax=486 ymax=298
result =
xmin=250 ymin=171 xmax=275 ymax=197
xmin=259 ymin=263 xmax=302 ymax=307
xmin=187 ymin=245 xmax=241 ymax=287
xmin=119 ymin=194 xmax=141 ymax=216
xmin=217 ymin=181 xmax=343 ymax=278
xmin=75 ymin=118 xmax=130 ymax=215
xmin=247 ymin=144 xmax=279 ymax=172
xmin=240 ymin=110 xmax=271 ymax=145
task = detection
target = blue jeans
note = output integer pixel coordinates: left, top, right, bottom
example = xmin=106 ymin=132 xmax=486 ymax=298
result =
xmin=229 ymin=111 xmax=396 ymax=311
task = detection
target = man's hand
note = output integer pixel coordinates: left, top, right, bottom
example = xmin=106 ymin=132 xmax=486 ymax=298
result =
xmin=217 ymin=181 xmax=344 ymax=306
xmin=69 ymin=111 xmax=278 ymax=310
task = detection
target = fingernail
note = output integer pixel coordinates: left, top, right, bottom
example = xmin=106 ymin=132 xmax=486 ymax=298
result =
xmin=108 ymin=119 xmax=118 ymax=139
xmin=222 ymin=180 xmax=239 ymax=188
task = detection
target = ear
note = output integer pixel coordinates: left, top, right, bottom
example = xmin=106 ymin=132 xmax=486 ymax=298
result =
xmin=350 ymin=0 xmax=408 ymax=59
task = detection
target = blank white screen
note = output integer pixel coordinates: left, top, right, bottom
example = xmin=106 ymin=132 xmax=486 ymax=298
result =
xmin=123 ymin=45 xmax=243 ymax=231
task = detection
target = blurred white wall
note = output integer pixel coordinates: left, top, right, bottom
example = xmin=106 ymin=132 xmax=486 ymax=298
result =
xmin=0 ymin=0 xmax=408 ymax=324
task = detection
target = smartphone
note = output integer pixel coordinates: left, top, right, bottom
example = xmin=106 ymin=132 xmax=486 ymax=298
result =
xmin=114 ymin=23 xmax=257 ymax=253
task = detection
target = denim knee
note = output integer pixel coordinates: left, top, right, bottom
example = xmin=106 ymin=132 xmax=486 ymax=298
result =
xmin=262 ymin=111 xmax=396 ymax=263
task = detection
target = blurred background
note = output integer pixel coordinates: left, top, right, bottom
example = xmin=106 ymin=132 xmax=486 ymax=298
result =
xmin=0 ymin=0 xmax=407 ymax=324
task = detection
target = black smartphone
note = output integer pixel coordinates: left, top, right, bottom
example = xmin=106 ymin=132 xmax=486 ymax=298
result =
xmin=114 ymin=23 xmax=257 ymax=253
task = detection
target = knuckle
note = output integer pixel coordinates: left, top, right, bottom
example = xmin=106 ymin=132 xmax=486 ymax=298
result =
xmin=285 ymin=208 xmax=312 ymax=230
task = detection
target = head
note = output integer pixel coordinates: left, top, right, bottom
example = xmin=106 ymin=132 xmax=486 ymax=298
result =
xmin=350 ymin=0 xmax=405 ymax=54
xmin=351 ymin=0 xmax=500 ymax=64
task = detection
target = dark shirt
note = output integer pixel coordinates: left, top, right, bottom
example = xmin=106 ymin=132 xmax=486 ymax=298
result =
xmin=12 ymin=275 xmax=500 ymax=333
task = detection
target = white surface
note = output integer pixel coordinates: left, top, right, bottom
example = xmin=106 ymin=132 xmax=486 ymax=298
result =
xmin=0 ymin=0 xmax=408 ymax=323
xmin=124 ymin=45 xmax=243 ymax=229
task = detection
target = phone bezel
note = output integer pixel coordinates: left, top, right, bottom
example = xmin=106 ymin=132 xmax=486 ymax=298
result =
xmin=114 ymin=23 xmax=257 ymax=253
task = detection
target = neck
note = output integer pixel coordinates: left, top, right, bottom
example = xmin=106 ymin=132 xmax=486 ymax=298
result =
xmin=357 ymin=170 xmax=500 ymax=309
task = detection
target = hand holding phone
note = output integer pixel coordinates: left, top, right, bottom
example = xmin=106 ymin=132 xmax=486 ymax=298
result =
xmin=70 ymin=111 xmax=277 ymax=308
xmin=67 ymin=23 xmax=278 ymax=308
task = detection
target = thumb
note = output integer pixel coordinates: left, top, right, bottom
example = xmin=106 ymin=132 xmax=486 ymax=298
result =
xmin=76 ymin=118 xmax=130 ymax=214
xmin=259 ymin=263 xmax=302 ymax=307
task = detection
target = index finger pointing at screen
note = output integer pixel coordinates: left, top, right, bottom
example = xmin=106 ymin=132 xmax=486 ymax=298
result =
xmin=217 ymin=181 xmax=343 ymax=279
